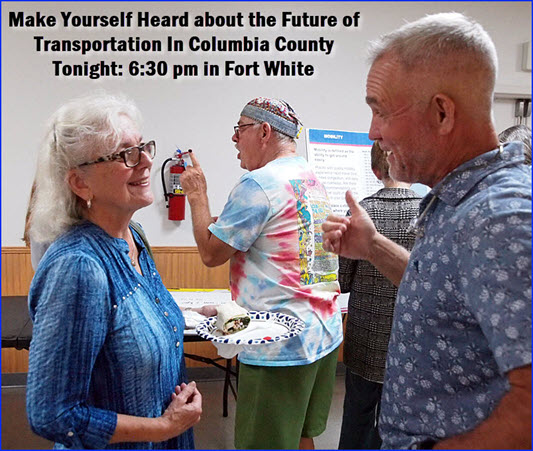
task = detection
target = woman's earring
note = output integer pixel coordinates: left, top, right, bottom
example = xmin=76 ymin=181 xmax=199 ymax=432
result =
xmin=87 ymin=199 xmax=92 ymax=209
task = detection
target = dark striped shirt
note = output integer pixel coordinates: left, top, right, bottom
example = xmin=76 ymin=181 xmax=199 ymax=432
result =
xmin=339 ymin=188 xmax=421 ymax=383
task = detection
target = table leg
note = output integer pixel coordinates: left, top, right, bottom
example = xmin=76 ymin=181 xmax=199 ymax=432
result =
xmin=223 ymin=358 xmax=231 ymax=417
xmin=184 ymin=351 xmax=238 ymax=417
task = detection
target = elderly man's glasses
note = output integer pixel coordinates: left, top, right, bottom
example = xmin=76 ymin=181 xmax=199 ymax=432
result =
xmin=80 ymin=140 xmax=156 ymax=168
xmin=233 ymin=123 xmax=258 ymax=138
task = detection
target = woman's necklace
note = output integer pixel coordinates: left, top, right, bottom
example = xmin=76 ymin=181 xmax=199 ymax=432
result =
xmin=129 ymin=243 xmax=138 ymax=266
xmin=126 ymin=230 xmax=138 ymax=266
xmin=129 ymin=237 xmax=143 ymax=275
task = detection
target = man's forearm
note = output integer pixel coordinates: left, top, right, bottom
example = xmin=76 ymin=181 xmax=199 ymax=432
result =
xmin=187 ymin=194 xmax=215 ymax=263
xmin=180 ymin=152 xmax=237 ymax=267
xmin=434 ymin=366 xmax=532 ymax=449
xmin=187 ymin=193 xmax=237 ymax=267
xmin=367 ymin=233 xmax=410 ymax=287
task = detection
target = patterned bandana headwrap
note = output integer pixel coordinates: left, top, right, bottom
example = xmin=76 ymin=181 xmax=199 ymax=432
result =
xmin=240 ymin=97 xmax=303 ymax=139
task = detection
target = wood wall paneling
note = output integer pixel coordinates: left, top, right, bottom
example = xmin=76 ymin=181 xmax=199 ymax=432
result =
xmin=152 ymin=247 xmax=230 ymax=290
xmin=1 ymin=247 xmax=34 ymax=297
xmin=2 ymin=348 xmax=29 ymax=373
xmin=1 ymin=246 xmax=231 ymax=296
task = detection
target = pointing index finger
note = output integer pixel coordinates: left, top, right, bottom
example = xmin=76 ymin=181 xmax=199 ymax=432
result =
xmin=187 ymin=149 xmax=200 ymax=168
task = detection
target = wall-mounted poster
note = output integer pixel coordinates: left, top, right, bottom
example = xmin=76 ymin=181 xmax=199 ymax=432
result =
xmin=306 ymin=128 xmax=429 ymax=215
xmin=306 ymin=129 xmax=383 ymax=215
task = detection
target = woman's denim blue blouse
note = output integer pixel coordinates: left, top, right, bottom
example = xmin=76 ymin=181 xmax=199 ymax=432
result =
xmin=26 ymin=221 xmax=194 ymax=450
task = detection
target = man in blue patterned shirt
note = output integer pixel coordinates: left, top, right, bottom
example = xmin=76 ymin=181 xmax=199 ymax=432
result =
xmin=323 ymin=12 xmax=531 ymax=449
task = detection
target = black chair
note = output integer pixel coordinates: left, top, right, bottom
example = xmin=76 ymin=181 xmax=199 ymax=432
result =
xmin=2 ymin=296 xmax=32 ymax=350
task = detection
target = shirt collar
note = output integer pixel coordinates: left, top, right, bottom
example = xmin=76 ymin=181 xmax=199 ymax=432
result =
xmin=375 ymin=187 xmax=422 ymax=198
xmin=79 ymin=220 xmax=146 ymax=254
xmin=424 ymin=142 xmax=525 ymax=208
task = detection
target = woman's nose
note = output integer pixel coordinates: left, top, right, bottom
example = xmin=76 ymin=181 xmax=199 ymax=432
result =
xmin=138 ymin=149 xmax=153 ymax=169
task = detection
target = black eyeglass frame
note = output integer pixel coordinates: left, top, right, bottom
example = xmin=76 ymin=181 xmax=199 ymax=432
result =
xmin=233 ymin=123 xmax=258 ymax=137
xmin=79 ymin=140 xmax=156 ymax=168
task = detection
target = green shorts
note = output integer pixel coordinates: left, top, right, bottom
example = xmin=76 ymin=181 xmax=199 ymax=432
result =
xmin=234 ymin=347 xmax=340 ymax=449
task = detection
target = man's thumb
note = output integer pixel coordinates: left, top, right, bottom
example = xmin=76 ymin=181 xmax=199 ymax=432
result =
xmin=345 ymin=190 xmax=359 ymax=212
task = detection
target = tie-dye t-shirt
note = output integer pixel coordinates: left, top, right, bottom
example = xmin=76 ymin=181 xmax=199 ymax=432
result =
xmin=208 ymin=156 xmax=343 ymax=366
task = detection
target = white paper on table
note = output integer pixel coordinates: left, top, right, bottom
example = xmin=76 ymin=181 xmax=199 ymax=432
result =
xmin=171 ymin=289 xmax=233 ymax=334
xmin=170 ymin=289 xmax=232 ymax=309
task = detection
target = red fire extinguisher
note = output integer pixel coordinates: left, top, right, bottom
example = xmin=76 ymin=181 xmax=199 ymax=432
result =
xmin=161 ymin=150 xmax=188 ymax=221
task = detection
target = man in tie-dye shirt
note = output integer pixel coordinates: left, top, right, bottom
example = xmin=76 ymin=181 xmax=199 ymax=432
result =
xmin=181 ymin=97 xmax=343 ymax=449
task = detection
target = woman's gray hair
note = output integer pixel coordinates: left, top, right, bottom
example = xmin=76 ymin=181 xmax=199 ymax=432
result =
xmin=368 ymin=12 xmax=498 ymax=86
xmin=30 ymin=92 xmax=142 ymax=243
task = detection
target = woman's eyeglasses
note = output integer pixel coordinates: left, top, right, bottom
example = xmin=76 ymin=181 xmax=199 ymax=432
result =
xmin=79 ymin=140 xmax=156 ymax=168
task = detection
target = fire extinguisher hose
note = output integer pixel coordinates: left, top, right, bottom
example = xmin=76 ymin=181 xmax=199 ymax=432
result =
xmin=161 ymin=157 xmax=174 ymax=206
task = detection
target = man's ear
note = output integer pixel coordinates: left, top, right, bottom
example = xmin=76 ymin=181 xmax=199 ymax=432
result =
xmin=260 ymin=122 xmax=272 ymax=142
xmin=431 ymin=93 xmax=455 ymax=135
xmin=67 ymin=168 xmax=92 ymax=202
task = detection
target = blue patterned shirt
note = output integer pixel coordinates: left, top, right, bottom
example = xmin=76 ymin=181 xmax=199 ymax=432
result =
xmin=379 ymin=143 xmax=532 ymax=448
xmin=27 ymin=222 xmax=194 ymax=449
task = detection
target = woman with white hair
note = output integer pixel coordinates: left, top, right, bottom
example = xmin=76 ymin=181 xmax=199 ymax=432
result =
xmin=26 ymin=93 xmax=201 ymax=449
